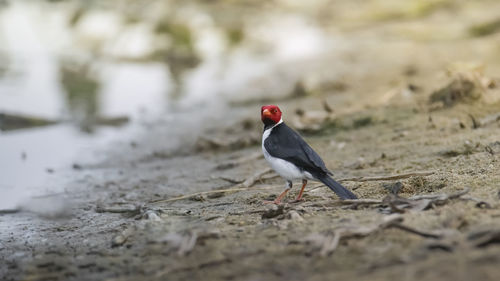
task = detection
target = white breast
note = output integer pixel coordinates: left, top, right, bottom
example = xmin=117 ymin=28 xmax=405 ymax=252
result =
xmin=262 ymin=122 xmax=312 ymax=181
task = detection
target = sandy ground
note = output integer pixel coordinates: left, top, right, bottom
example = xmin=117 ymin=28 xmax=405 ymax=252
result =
xmin=2 ymin=1 xmax=500 ymax=280
xmin=2 ymin=71 xmax=500 ymax=281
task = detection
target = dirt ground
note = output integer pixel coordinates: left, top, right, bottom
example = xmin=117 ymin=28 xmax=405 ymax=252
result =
xmin=2 ymin=75 xmax=500 ymax=281
xmin=2 ymin=1 xmax=500 ymax=281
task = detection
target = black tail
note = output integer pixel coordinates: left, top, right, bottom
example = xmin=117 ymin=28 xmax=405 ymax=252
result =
xmin=318 ymin=175 xmax=357 ymax=199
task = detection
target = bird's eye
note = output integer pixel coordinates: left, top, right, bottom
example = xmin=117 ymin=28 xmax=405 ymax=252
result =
xmin=272 ymin=109 xmax=277 ymax=113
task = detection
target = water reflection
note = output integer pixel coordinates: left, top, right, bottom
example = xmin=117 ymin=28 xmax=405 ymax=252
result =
xmin=1 ymin=0 xmax=328 ymax=123
xmin=0 ymin=123 xmax=133 ymax=209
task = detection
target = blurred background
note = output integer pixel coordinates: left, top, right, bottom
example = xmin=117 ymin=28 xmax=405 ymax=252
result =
xmin=1 ymin=0 xmax=500 ymax=208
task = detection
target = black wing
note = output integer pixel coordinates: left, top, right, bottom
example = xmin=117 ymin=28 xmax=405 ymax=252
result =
xmin=264 ymin=123 xmax=332 ymax=176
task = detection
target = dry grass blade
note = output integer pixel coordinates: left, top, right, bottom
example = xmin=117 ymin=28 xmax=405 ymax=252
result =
xmin=148 ymin=187 xmax=265 ymax=204
xmin=303 ymin=198 xmax=383 ymax=209
xmin=96 ymin=204 xmax=142 ymax=214
xmin=390 ymin=224 xmax=442 ymax=239
xmin=338 ymin=171 xmax=435 ymax=182
xmin=151 ymin=168 xmax=275 ymax=204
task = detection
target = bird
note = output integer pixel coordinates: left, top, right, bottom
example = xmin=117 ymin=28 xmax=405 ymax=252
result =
xmin=261 ymin=104 xmax=357 ymax=204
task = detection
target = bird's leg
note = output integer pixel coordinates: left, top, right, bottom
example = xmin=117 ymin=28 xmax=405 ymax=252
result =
xmin=264 ymin=181 xmax=292 ymax=204
xmin=294 ymin=179 xmax=307 ymax=202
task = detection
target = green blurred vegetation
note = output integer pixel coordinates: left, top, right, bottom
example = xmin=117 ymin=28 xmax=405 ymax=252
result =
xmin=59 ymin=61 xmax=100 ymax=132
xmin=469 ymin=18 xmax=500 ymax=37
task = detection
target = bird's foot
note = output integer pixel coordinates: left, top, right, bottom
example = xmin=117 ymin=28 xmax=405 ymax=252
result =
xmin=290 ymin=198 xmax=305 ymax=204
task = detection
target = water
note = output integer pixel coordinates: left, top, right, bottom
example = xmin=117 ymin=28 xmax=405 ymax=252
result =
xmin=0 ymin=2 xmax=172 ymax=208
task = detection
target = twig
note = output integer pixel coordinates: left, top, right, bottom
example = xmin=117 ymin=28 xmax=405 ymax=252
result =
xmin=242 ymin=168 xmax=273 ymax=187
xmin=222 ymin=170 xmax=435 ymax=191
xmin=447 ymin=187 xmax=471 ymax=199
xmin=485 ymin=146 xmax=495 ymax=155
xmin=338 ymin=199 xmax=382 ymax=205
xmin=154 ymin=168 xmax=312 ymax=204
xmin=469 ymin=114 xmax=480 ymax=129
xmin=218 ymin=172 xmax=279 ymax=185
xmin=151 ymin=171 xmax=441 ymax=205
xmin=322 ymin=99 xmax=334 ymax=113
xmin=149 ymin=186 xmax=275 ymax=204
xmin=149 ymin=188 xmax=250 ymax=204
xmin=96 ymin=205 xmax=141 ymax=214
xmin=390 ymin=223 xmax=442 ymax=239
xmin=303 ymin=199 xmax=383 ymax=209
xmin=338 ymin=171 xmax=435 ymax=182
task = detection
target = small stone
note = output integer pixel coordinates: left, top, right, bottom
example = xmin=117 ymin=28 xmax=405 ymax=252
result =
xmin=143 ymin=210 xmax=161 ymax=221
xmin=111 ymin=228 xmax=133 ymax=247
xmin=262 ymin=205 xmax=284 ymax=219
xmin=111 ymin=234 xmax=127 ymax=247
xmin=287 ymin=211 xmax=304 ymax=222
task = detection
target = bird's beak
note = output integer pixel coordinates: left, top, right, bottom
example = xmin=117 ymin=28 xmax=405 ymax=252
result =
xmin=262 ymin=108 xmax=272 ymax=119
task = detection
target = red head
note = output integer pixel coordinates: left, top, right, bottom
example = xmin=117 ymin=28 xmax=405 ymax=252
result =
xmin=261 ymin=105 xmax=282 ymax=126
